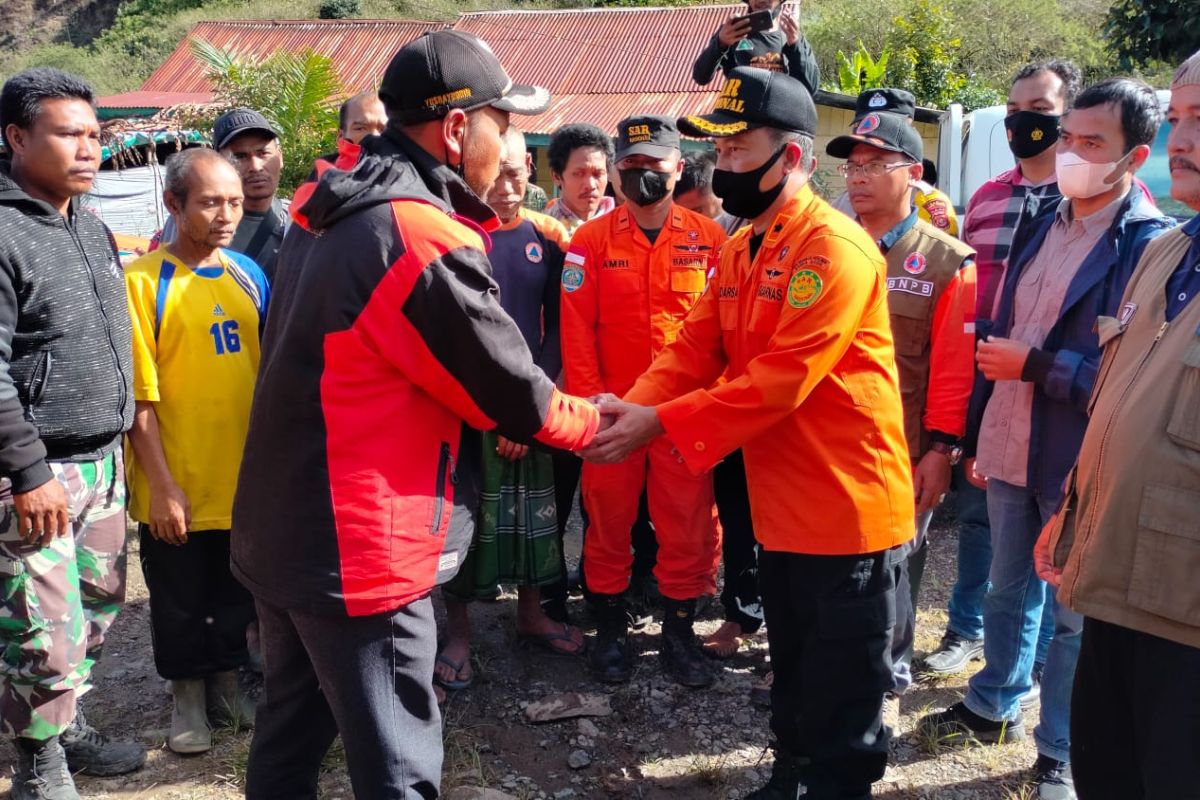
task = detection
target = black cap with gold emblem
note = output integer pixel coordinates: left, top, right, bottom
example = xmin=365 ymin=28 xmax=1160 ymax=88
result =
xmin=381 ymin=30 xmax=550 ymax=124
xmin=677 ymin=67 xmax=817 ymax=139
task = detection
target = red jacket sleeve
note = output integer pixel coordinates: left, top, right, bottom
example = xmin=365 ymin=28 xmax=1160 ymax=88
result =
xmin=924 ymin=260 xmax=976 ymax=439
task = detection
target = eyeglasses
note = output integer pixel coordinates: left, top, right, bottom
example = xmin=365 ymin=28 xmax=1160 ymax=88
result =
xmin=836 ymin=161 xmax=916 ymax=179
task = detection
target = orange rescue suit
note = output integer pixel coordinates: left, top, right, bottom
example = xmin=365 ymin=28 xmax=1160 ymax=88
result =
xmin=561 ymin=204 xmax=727 ymax=599
xmin=624 ymin=186 xmax=916 ymax=556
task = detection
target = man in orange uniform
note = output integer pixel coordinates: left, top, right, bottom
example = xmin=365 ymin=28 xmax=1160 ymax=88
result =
xmin=561 ymin=115 xmax=727 ymax=688
xmin=583 ymin=68 xmax=914 ymax=800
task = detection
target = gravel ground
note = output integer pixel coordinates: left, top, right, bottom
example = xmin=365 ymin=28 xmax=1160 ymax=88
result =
xmin=0 ymin=500 xmax=1044 ymax=799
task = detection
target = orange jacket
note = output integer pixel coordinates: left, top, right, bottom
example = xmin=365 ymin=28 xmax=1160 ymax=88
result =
xmin=561 ymin=204 xmax=727 ymax=398
xmin=624 ymin=186 xmax=915 ymax=556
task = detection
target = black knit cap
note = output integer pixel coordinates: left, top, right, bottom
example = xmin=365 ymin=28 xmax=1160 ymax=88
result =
xmin=381 ymin=30 xmax=550 ymax=124
xmin=678 ymin=67 xmax=817 ymax=139
xmin=213 ymin=108 xmax=277 ymax=151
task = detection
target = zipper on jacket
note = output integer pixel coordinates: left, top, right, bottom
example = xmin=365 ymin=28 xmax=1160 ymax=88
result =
xmin=432 ymin=442 xmax=451 ymax=535
xmin=1067 ymin=320 xmax=1169 ymax=599
xmin=26 ymin=350 xmax=53 ymax=420
xmin=64 ymin=217 xmax=128 ymax=431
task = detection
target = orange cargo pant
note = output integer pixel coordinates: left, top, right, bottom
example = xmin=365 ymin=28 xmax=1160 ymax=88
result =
xmin=581 ymin=436 xmax=720 ymax=600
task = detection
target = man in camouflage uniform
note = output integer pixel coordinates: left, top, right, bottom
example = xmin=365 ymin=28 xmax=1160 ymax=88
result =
xmin=0 ymin=68 xmax=145 ymax=799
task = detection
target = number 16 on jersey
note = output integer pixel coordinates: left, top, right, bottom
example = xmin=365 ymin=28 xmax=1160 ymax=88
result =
xmin=210 ymin=320 xmax=242 ymax=355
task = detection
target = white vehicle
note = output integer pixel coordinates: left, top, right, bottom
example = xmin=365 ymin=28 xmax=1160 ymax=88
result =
xmin=937 ymin=90 xmax=1189 ymax=220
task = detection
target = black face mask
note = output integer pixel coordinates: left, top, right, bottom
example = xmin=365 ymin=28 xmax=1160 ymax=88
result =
xmin=1004 ymin=110 xmax=1061 ymax=159
xmin=712 ymin=145 xmax=787 ymax=220
xmin=619 ymin=168 xmax=673 ymax=206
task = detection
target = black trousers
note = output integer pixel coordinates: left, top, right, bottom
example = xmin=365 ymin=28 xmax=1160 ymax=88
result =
xmin=713 ymin=450 xmax=762 ymax=632
xmin=1071 ymin=616 xmax=1200 ymax=800
xmin=245 ymin=596 xmax=441 ymax=800
xmin=138 ymin=526 xmax=255 ymax=680
xmin=759 ymin=549 xmax=894 ymax=800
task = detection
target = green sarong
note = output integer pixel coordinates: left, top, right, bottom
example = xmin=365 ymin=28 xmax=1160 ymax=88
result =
xmin=443 ymin=431 xmax=561 ymax=601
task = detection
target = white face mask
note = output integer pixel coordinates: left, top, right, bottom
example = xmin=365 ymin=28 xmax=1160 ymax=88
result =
xmin=1055 ymin=149 xmax=1133 ymax=200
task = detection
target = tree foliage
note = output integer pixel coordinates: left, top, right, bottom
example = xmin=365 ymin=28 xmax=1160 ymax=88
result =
xmin=319 ymin=0 xmax=363 ymax=19
xmin=189 ymin=37 xmax=343 ymax=194
xmin=1105 ymin=0 xmax=1200 ymax=69
xmin=835 ymin=43 xmax=891 ymax=95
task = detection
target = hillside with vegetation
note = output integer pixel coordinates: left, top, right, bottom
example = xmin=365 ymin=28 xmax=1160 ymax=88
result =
xmin=2 ymin=0 xmax=1180 ymax=102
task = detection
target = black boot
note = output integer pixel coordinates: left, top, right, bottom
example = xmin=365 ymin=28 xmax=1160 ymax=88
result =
xmin=60 ymin=705 xmax=146 ymax=776
xmin=12 ymin=737 xmax=79 ymax=800
xmin=744 ymin=750 xmax=806 ymax=799
xmin=589 ymin=594 xmax=632 ymax=683
xmin=660 ymin=598 xmax=714 ymax=688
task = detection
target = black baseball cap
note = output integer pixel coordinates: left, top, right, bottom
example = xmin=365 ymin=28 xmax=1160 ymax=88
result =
xmin=853 ymin=88 xmax=916 ymax=122
xmin=213 ymin=108 xmax=278 ymax=151
xmin=678 ymin=67 xmax=817 ymax=139
xmin=381 ymin=30 xmax=550 ymax=124
xmin=615 ymin=115 xmax=680 ymax=161
xmin=826 ymin=111 xmax=924 ymax=162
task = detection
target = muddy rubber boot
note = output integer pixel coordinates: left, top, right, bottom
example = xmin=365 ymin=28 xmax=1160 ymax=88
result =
xmin=12 ymin=737 xmax=79 ymax=800
xmin=168 ymin=679 xmax=213 ymax=754
xmin=206 ymin=670 xmax=256 ymax=729
xmin=589 ymin=594 xmax=632 ymax=683
xmin=660 ymin=598 xmax=714 ymax=688
xmin=60 ymin=705 xmax=146 ymax=776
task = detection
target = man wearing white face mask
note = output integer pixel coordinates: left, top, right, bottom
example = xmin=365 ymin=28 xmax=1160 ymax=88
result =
xmin=919 ymin=78 xmax=1174 ymax=800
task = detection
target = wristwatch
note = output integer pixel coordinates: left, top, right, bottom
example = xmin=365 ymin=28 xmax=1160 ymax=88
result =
xmin=929 ymin=441 xmax=963 ymax=465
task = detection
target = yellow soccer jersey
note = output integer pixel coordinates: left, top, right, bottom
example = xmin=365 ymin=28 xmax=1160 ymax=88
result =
xmin=124 ymin=247 xmax=270 ymax=530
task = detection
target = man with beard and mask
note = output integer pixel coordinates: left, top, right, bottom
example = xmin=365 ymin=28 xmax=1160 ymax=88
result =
xmin=230 ymin=31 xmax=602 ymax=799
xmin=560 ymin=114 xmax=726 ymax=689
xmin=919 ymin=78 xmax=1174 ymax=800
xmin=581 ymin=68 xmax=914 ymax=800
xmin=922 ymin=59 xmax=1080 ymax=680
xmin=692 ymin=0 xmax=819 ymax=95
xmin=1036 ymin=50 xmax=1200 ymax=800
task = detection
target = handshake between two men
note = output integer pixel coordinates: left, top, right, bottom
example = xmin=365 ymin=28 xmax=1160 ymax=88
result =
xmin=578 ymin=395 xmax=668 ymax=465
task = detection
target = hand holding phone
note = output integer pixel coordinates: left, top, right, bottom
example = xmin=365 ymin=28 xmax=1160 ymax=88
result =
xmin=744 ymin=9 xmax=774 ymax=33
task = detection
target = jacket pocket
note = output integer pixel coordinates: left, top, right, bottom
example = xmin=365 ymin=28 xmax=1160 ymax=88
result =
xmin=430 ymin=442 xmax=452 ymax=536
xmin=1127 ymin=482 xmax=1200 ymax=627
xmin=1165 ymin=338 xmax=1200 ymax=451
xmin=25 ymin=349 xmax=53 ymax=418
xmin=887 ymin=298 xmax=932 ymax=357
xmin=670 ymin=266 xmax=706 ymax=295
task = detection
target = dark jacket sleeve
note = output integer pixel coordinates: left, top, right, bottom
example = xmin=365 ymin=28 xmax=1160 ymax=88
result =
xmin=537 ymin=234 xmax=564 ymax=382
xmin=0 ymin=258 xmax=51 ymax=493
xmin=390 ymin=240 xmax=596 ymax=451
xmin=692 ymin=32 xmax=729 ymax=85
xmin=781 ymin=34 xmax=822 ymax=95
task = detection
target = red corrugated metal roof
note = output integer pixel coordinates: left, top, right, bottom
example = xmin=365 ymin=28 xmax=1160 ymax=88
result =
xmin=97 ymin=90 xmax=214 ymax=109
xmin=454 ymin=6 xmax=736 ymax=94
xmin=103 ymin=8 xmax=748 ymax=132
xmin=139 ymin=19 xmax=447 ymax=95
xmin=520 ymin=92 xmax=721 ymax=138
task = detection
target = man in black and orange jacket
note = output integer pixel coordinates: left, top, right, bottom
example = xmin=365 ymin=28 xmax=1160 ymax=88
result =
xmin=230 ymin=32 xmax=600 ymax=799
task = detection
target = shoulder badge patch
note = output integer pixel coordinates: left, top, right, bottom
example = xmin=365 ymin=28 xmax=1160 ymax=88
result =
xmin=562 ymin=266 xmax=585 ymax=293
xmin=525 ymin=241 xmax=543 ymax=263
xmin=787 ymin=269 xmax=823 ymax=309
xmin=903 ymin=252 xmax=927 ymax=275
